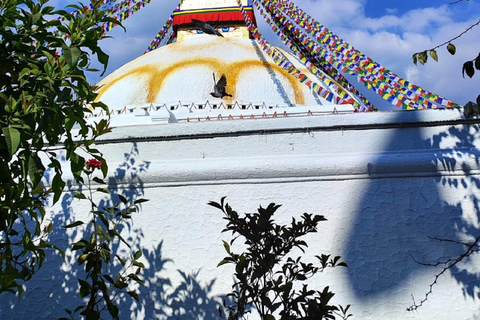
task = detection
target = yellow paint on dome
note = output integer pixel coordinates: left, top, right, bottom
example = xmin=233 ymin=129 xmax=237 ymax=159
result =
xmin=96 ymin=57 xmax=305 ymax=105
xmin=94 ymin=37 xmax=341 ymax=109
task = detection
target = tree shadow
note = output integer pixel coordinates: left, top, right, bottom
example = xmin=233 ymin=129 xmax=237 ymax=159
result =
xmin=0 ymin=142 xmax=223 ymax=319
xmin=133 ymin=248 xmax=222 ymax=320
xmin=345 ymin=110 xmax=479 ymax=302
xmin=422 ymin=123 xmax=480 ymax=301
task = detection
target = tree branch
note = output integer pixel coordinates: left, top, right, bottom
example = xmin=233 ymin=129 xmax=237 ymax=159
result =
xmin=430 ymin=19 xmax=480 ymax=51
xmin=428 ymin=235 xmax=480 ymax=247
xmin=407 ymin=232 xmax=480 ymax=311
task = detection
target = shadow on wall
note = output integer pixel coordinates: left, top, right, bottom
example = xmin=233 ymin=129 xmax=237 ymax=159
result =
xmin=345 ymin=110 xmax=480 ymax=305
xmin=134 ymin=248 xmax=222 ymax=320
xmin=252 ymin=40 xmax=293 ymax=106
xmin=425 ymin=123 xmax=480 ymax=301
xmin=0 ymin=143 xmax=222 ymax=319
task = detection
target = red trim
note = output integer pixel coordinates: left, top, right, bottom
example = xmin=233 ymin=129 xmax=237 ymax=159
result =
xmin=173 ymin=11 xmax=256 ymax=27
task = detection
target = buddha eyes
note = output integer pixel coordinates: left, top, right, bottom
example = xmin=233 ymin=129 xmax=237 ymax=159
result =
xmin=190 ymin=27 xmax=237 ymax=34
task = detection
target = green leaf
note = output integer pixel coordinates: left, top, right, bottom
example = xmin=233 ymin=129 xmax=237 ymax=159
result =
xmin=118 ymin=194 xmax=128 ymax=204
xmin=63 ymin=221 xmax=84 ymax=228
xmin=116 ymin=255 xmax=127 ymax=266
xmin=64 ymin=46 xmax=82 ymax=67
xmin=72 ymin=240 xmax=89 ymax=250
xmin=463 ymin=61 xmax=475 ymax=78
xmin=103 ymin=274 xmax=115 ymax=284
xmin=127 ymin=290 xmax=139 ymax=302
xmin=132 ymin=261 xmax=145 ymax=268
xmin=44 ymin=221 xmax=53 ymax=233
xmin=78 ymin=279 xmax=91 ymax=298
xmin=222 ymin=240 xmax=231 ymax=254
xmin=134 ymin=250 xmax=142 ymax=260
xmin=31 ymin=12 xmax=42 ymax=24
xmin=70 ymin=153 xmax=85 ymax=179
xmin=2 ymin=127 xmax=21 ymax=156
xmin=78 ymin=253 xmax=89 ymax=265
xmin=95 ymin=48 xmax=109 ymax=76
xmin=208 ymin=200 xmax=224 ymax=211
xmin=73 ymin=192 xmax=87 ymax=199
xmin=28 ymin=154 xmax=45 ymax=187
xmin=447 ymin=43 xmax=456 ymax=55
xmin=114 ymin=279 xmax=128 ymax=289
xmin=52 ymin=174 xmax=66 ymax=203
xmin=74 ymin=305 xmax=85 ymax=314
xmin=217 ymin=259 xmax=232 ymax=267
xmin=96 ymin=187 xmax=110 ymax=194
xmin=429 ymin=49 xmax=438 ymax=62
xmin=92 ymin=177 xmax=105 ymax=184
xmin=418 ymin=51 xmax=428 ymax=65
xmin=133 ymin=198 xmax=149 ymax=204
xmin=106 ymin=301 xmax=119 ymax=318
xmin=0 ymin=92 xmax=8 ymax=102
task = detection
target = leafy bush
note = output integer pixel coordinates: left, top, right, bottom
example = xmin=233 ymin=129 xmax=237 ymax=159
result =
xmin=0 ymin=0 xmax=115 ymax=295
xmin=209 ymin=198 xmax=352 ymax=320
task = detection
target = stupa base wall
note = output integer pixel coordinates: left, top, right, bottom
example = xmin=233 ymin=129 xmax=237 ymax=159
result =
xmin=2 ymin=109 xmax=480 ymax=319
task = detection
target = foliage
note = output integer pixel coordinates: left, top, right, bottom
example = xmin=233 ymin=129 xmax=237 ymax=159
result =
xmin=209 ymin=198 xmax=352 ymax=320
xmin=410 ymin=1 xmax=480 ymax=109
xmin=0 ymin=0 xmax=115 ymax=295
xmin=463 ymin=96 xmax=480 ymax=117
xmin=60 ymin=161 xmax=147 ymax=320
xmin=408 ymin=1 xmax=480 ymax=309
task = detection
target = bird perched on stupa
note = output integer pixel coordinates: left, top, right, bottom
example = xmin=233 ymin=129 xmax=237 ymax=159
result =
xmin=211 ymin=73 xmax=232 ymax=98
xmin=192 ymin=19 xmax=224 ymax=37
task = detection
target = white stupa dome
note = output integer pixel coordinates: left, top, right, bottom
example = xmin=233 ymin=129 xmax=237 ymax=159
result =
xmin=93 ymin=36 xmax=356 ymax=126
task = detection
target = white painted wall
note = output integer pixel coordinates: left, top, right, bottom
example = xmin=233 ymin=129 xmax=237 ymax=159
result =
xmin=1 ymin=109 xmax=479 ymax=319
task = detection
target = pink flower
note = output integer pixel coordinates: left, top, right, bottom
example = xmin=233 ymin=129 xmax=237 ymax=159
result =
xmin=86 ymin=158 xmax=103 ymax=170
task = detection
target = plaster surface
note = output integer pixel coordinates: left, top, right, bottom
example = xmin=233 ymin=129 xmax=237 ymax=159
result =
xmin=1 ymin=109 xmax=480 ymax=320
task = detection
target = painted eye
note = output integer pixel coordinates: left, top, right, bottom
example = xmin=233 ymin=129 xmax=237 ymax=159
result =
xmin=220 ymin=26 xmax=238 ymax=33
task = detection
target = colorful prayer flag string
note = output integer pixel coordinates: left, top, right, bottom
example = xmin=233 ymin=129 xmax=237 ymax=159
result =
xmin=254 ymin=0 xmax=374 ymax=111
xmin=236 ymin=0 xmax=363 ymax=109
xmin=271 ymin=0 xmax=460 ymax=109
xmin=145 ymin=0 xmax=184 ymax=53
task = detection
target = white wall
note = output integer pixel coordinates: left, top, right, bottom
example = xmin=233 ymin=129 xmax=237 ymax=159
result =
xmin=1 ymin=109 xmax=480 ymax=319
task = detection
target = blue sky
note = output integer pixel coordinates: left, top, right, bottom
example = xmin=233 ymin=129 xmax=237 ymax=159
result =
xmin=54 ymin=0 xmax=480 ymax=110
xmin=365 ymin=0 xmax=444 ymax=17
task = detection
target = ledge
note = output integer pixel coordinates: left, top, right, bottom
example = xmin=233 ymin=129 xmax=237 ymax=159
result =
xmin=96 ymin=109 xmax=470 ymax=144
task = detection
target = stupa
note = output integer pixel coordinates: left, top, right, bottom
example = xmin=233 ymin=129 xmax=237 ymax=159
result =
xmin=92 ymin=0 xmax=378 ymax=127
xmin=1 ymin=1 xmax=479 ymax=319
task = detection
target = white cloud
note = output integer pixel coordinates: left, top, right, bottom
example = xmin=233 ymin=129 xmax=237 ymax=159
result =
xmin=360 ymin=6 xmax=452 ymax=33
xmin=385 ymin=8 xmax=398 ymax=15
xmin=292 ymin=0 xmax=365 ymax=28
